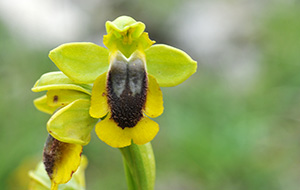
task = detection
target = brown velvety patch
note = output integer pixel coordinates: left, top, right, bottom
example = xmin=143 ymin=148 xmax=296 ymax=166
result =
xmin=107 ymin=70 xmax=147 ymax=129
xmin=43 ymin=135 xmax=64 ymax=179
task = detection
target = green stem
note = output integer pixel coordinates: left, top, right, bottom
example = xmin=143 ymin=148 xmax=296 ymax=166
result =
xmin=120 ymin=142 xmax=155 ymax=190
xmin=122 ymin=157 xmax=138 ymax=190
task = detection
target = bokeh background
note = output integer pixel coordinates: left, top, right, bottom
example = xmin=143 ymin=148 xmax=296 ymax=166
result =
xmin=1 ymin=0 xmax=300 ymax=189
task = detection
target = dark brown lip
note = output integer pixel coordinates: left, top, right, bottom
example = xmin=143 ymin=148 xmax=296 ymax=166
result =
xmin=106 ymin=53 xmax=148 ymax=129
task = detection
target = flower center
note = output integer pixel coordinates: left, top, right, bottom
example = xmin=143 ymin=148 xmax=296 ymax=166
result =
xmin=107 ymin=52 xmax=147 ymax=129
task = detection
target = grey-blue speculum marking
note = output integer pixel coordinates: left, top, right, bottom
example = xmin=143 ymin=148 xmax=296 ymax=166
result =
xmin=107 ymin=52 xmax=147 ymax=129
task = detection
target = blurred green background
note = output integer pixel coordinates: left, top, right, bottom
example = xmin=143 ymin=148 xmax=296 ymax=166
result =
xmin=1 ymin=0 xmax=300 ymax=189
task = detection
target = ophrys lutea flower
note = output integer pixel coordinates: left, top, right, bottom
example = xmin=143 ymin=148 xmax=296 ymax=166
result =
xmin=45 ymin=16 xmax=197 ymax=148
xmin=32 ymin=15 xmax=197 ymax=189
xmin=32 ymin=72 xmax=95 ymax=189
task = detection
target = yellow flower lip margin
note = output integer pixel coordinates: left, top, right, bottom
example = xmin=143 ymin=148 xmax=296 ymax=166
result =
xmin=29 ymin=155 xmax=88 ymax=190
xmin=43 ymin=134 xmax=83 ymax=189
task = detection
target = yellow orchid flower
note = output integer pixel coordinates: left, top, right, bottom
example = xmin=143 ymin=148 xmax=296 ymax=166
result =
xmin=47 ymin=16 xmax=197 ymax=148
xmin=32 ymin=72 xmax=95 ymax=189
xmin=32 ymin=15 xmax=197 ymax=190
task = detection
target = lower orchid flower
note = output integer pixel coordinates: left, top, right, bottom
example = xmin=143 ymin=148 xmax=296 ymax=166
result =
xmin=32 ymin=72 xmax=96 ymax=189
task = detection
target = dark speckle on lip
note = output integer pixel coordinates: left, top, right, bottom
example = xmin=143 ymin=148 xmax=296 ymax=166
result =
xmin=53 ymin=95 xmax=58 ymax=103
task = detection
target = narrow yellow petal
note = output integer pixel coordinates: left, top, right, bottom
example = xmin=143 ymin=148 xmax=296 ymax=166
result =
xmin=144 ymin=75 xmax=164 ymax=118
xmin=90 ymin=72 xmax=109 ymax=118
xmin=95 ymin=115 xmax=132 ymax=148
xmin=130 ymin=117 xmax=159 ymax=145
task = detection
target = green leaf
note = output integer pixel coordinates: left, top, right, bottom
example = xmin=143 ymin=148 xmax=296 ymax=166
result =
xmin=145 ymin=44 xmax=197 ymax=87
xmin=120 ymin=143 xmax=155 ymax=190
xmin=32 ymin=72 xmax=92 ymax=95
xmin=49 ymin=42 xmax=109 ymax=84
xmin=47 ymin=99 xmax=98 ymax=146
xmin=34 ymin=95 xmax=60 ymax=115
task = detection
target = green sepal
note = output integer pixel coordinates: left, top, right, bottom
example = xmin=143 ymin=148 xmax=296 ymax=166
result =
xmin=28 ymin=156 xmax=88 ymax=190
xmin=34 ymin=95 xmax=60 ymax=115
xmin=32 ymin=72 xmax=92 ymax=95
xmin=106 ymin=16 xmax=145 ymax=38
xmin=49 ymin=42 xmax=109 ymax=84
xmin=104 ymin=16 xmax=154 ymax=58
xmin=47 ymin=99 xmax=98 ymax=146
xmin=47 ymin=90 xmax=90 ymax=107
xmin=145 ymin=44 xmax=197 ymax=87
xmin=104 ymin=32 xmax=154 ymax=58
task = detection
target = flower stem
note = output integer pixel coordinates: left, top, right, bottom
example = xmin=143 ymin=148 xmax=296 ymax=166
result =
xmin=120 ymin=142 xmax=155 ymax=190
xmin=123 ymin=158 xmax=138 ymax=190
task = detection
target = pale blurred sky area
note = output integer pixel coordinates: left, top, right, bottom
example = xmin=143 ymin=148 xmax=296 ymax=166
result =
xmin=0 ymin=0 xmax=272 ymax=91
